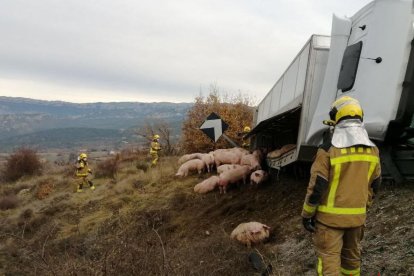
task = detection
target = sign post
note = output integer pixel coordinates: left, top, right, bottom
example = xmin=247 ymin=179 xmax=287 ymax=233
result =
xmin=200 ymin=112 xmax=238 ymax=147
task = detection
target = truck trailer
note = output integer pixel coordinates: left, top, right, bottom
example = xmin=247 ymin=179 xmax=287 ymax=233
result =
xmin=249 ymin=0 xmax=414 ymax=182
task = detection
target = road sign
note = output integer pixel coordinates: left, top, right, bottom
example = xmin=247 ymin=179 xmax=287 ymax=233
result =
xmin=200 ymin=112 xmax=229 ymax=142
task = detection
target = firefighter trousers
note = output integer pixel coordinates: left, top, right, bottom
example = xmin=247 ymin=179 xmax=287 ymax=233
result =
xmin=150 ymin=152 xmax=159 ymax=167
xmin=314 ymin=222 xmax=364 ymax=276
xmin=77 ymin=176 xmax=93 ymax=190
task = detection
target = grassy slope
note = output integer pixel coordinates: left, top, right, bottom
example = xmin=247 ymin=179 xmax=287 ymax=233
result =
xmin=0 ymin=156 xmax=413 ymax=275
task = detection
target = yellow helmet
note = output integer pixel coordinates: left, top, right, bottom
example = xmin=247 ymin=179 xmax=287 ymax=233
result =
xmin=153 ymin=134 xmax=160 ymax=140
xmin=329 ymin=96 xmax=363 ymax=123
xmin=79 ymin=153 xmax=87 ymax=159
xmin=243 ymin=126 xmax=251 ymax=133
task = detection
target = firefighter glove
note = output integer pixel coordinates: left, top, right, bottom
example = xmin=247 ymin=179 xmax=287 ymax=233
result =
xmin=302 ymin=217 xmax=316 ymax=233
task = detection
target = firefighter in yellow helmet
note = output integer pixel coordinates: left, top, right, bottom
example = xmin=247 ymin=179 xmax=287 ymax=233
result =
xmin=241 ymin=126 xmax=251 ymax=149
xmin=75 ymin=153 xmax=95 ymax=192
xmin=301 ymin=96 xmax=381 ymax=275
xmin=149 ymin=134 xmax=162 ymax=167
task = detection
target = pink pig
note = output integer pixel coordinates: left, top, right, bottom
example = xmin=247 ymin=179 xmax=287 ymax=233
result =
xmin=175 ymin=159 xmax=205 ymax=177
xmin=217 ymin=164 xmax=242 ymax=174
xmin=240 ymin=154 xmax=261 ymax=171
xmin=201 ymin=153 xmax=215 ymax=173
xmin=194 ymin=175 xmax=219 ymax=194
xmin=250 ymin=170 xmax=269 ymax=186
xmin=178 ymin=153 xmax=203 ymax=164
xmin=213 ymin=149 xmax=242 ymax=168
xmin=218 ymin=165 xmax=251 ymax=194
xmin=230 ymin=222 xmax=271 ymax=247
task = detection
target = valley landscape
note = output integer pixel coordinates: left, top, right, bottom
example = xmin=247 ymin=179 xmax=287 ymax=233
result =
xmin=0 ymin=97 xmax=192 ymax=151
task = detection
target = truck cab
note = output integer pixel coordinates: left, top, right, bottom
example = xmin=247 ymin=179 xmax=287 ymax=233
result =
xmin=250 ymin=0 xmax=414 ymax=181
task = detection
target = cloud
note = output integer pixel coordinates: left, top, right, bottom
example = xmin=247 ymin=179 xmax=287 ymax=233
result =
xmin=0 ymin=0 xmax=372 ymax=103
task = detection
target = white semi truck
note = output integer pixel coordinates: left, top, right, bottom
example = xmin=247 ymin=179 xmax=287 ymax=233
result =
xmin=249 ymin=0 xmax=414 ymax=182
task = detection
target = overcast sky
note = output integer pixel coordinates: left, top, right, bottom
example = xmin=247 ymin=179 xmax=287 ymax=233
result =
xmin=0 ymin=0 xmax=372 ymax=103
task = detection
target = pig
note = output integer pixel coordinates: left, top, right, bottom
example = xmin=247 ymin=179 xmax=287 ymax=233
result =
xmin=252 ymin=148 xmax=266 ymax=161
xmin=194 ymin=175 xmax=219 ymax=194
xmin=175 ymin=159 xmax=205 ymax=177
xmin=230 ymin=222 xmax=271 ymax=247
xmin=218 ymin=165 xmax=251 ymax=194
xmin=267 ymin=149 xmax=282 ymax=159
xmin=228 ymin=147 xmax=250 ymax=156
xmin=280 ymin=144 xmax=296 ymax=155
xmin=178 ymin=153 xmax=204 ymax=164
xmin=213 ymin=149 xmax=242 ymax=168
xmin=250 ymin=170 xmax=269 ymax=187
xmin=201 ymin=153 xmax=215 ymax=173
xmin=216 ymin=164 xmax=242 ymax=174
xmin=240 ymin=154 xmax=261 ymax=171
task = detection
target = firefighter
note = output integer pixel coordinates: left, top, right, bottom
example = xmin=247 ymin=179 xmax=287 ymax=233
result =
xmin=75 ymin=153 xmax=95 ymax=192
xmin=241 ymin=126 xmax=251 ymax=149
xmin=301 ymin=96 xmax=381 ymax=275
xmin=150 ymin=134 xmax=162 ymax=167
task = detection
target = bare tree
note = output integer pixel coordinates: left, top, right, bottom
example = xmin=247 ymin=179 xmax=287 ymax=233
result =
xmin=135 ymin=122 xmax=155 ymax=143
xmin=135 ymin=120 xmax=176 ymax=156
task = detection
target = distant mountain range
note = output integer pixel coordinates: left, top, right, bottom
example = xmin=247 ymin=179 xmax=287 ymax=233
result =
xmin=0 ymin=97 xmax=192 ymax=151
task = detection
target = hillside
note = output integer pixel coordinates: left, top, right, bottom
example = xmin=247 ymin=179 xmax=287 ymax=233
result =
xmin=0 ymin=154 xmax=413 ymax=275
xmin=0 ymin=97 xmax=192 ymax=150
xmin=0 ymin=128 xmax=123 ymax=150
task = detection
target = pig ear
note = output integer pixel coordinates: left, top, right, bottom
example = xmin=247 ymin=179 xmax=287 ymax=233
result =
xmin=263 ymin=225 xmax=271 ymax=230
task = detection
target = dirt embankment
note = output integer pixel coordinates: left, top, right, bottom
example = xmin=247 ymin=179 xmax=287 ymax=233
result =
xmin=0 ymin=157 xmax=413 ymax=275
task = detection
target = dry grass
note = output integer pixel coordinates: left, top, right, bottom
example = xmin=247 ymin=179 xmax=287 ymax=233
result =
xmin=0 ymin=153 xmax=413 ymax=275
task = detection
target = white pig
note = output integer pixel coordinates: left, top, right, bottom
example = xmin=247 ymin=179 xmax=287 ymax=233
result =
xmin=201 ymin=153 xmax=215 ymax=173
xmin=178 ymin=153 xmax=203 ymax=164
xmin=175 ymin=159 xmax=205 ymax=177
xmin=216 ymin=164 xmax=242 ymax=174
xmin=194 ymin=175 xmax=219 ymax=194
xmin=230 ymin=222 xmax=271 ymax=247
xmin=218 ymin=165 xmax=251 ymax=194
xmin=250 ymin=170 xmax=269 ymax=186
xmin=213 ymin=149 xmax=242 ymax=168
xmin=240 ymin=154 xmax=261 ymax=171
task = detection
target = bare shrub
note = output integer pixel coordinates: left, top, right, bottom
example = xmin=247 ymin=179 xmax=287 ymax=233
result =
xmin=136 ymin=120 xmax=178 ymax=156
xmin=136 ymin=160 xmax=149 ymax=172
xmin=0 ymin=194 xmax=19 ymax=210
xmin=95 ymin=154 xmax=120 ymax=179
xmin=119 ymin=148 xmax=139 ymax=162
xmin=2 ymin=148 xmax=43 ymax=182
xmin=19 ymin=208 xmax=34 ymax=220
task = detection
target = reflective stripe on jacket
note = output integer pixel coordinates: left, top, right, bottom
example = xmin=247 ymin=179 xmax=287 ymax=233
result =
xmin=301 ymin=145 xmax=381 ymax=228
